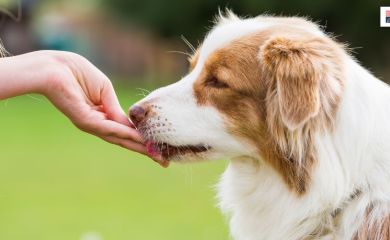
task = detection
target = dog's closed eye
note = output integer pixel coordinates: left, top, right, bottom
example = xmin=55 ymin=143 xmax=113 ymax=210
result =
xmin=205 ymin=75 xmax=229 ymax=89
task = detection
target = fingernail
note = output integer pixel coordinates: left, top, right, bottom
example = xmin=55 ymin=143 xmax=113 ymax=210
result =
xmin=151 ymin=155 xmax=169 ymax=168
xmin=159 ymin=160 xmax=170 ymax=168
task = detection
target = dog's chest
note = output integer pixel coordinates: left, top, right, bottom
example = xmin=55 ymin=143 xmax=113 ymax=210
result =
xmin=217 ymin=160 xmax=330 ymax=240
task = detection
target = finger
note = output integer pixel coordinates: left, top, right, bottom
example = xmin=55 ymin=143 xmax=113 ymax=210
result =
xmin=90 ymin=119 xmax=145 ymax=143
xmin=102 ymin=136 xmax=168 ymax=167
xmin=101 ymin=80 xmax=132 ymax=127
xmin=91 ymin=105 xmax=104 ymax=112
xmin=145 ymin=154 xmax=169 ymax=168
xmin=102 ymin=136 xmax=147 ymax=155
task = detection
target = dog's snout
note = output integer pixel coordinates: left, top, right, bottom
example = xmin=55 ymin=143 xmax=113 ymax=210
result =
xmin=129 ymin=105 xmax=148 ymax=127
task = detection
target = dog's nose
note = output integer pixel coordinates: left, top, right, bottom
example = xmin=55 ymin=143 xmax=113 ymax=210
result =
xmin=129 ymin=105 xmax=148 ymax=128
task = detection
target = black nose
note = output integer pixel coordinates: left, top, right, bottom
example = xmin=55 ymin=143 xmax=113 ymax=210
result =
xmin=129 ymin=105 xmax=148 ymax=128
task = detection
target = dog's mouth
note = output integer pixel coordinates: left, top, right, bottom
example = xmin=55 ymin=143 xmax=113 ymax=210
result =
xmin=146 ymin=141 xmax=211 ymax=160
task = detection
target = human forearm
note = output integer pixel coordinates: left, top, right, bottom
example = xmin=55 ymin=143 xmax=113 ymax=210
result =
xmin=0 ymin=51 xmax=56 ymax=100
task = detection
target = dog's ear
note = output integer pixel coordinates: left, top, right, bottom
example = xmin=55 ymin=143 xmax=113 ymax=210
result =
xmin=260 ymin=37 xmax=329 ymax=130
xmin=258 ymin=36 xmax=343 ymax=194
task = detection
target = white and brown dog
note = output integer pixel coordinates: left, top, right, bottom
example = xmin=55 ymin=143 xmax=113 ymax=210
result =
xmin=129 ymin=12 xmax=390 ymax=240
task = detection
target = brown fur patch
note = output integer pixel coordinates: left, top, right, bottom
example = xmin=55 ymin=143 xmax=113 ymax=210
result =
xmin=192 ymin=24 xmax=345 ymax=195
xmin=353 ymin=206 xmax=390 ymax=240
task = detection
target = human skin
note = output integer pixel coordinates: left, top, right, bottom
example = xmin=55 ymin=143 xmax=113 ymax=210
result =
xmin=0 ymin=50 xmax=166 ymax=166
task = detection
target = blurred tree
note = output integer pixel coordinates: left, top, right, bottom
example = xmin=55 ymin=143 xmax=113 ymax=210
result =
xmin=103 ymin=0 xmax=390 ymax=77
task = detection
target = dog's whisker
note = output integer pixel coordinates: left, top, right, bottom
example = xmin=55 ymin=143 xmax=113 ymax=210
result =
xmin=136 ymin=93 xmax=147 ymax=97
xmin=136 ymin=87 xmax=151 ymax=94
xmin=166 ymin=50 xmax=192 ymax=58
xmin=181 ymin=35 xmax=196 ymax=53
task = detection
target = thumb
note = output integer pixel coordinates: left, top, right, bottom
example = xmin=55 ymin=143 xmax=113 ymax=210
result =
xmin=101 ymin=80 xmax=132 ymax=127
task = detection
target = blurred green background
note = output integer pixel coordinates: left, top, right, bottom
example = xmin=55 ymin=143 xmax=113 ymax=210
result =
xmin=0 ymin=0 xmax=389 ymax=239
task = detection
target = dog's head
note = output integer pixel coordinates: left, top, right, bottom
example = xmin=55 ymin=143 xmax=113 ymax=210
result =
xmin=129 ymin=12 xmax=345 ymax=194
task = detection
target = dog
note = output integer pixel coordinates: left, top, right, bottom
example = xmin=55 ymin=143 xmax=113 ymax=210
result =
xmin=129 ymin=12 xmax=390 ymax=240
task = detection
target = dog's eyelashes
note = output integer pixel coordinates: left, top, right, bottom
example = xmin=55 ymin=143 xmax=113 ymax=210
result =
xmin=205 ymin=75 xmax=229 ymax=89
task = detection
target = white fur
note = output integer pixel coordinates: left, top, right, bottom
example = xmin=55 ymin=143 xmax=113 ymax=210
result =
xmin=133 ymin=14 xmax=390 ymax=240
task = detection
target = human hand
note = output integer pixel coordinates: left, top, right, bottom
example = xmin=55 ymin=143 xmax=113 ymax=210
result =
xmin=0 ymin=50 xmax=165 ymax=163
xmin=42 ymin=51 xmax=151 ymax=155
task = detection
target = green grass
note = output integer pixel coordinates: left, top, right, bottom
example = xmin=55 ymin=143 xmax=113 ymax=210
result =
xmin=0 ymin=85 xmax=229 ymax=240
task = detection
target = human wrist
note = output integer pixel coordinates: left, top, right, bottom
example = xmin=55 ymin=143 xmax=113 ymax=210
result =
xmin=33 ymin=51 xmax=76 ymax=97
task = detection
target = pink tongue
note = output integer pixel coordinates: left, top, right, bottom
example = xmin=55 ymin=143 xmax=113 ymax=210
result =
xmin=146 ymin=141 xmax=160 ymax=156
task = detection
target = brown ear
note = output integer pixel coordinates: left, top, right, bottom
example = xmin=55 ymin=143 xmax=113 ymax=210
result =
xmin=260 ymin=37 xmax=325 ymax=130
